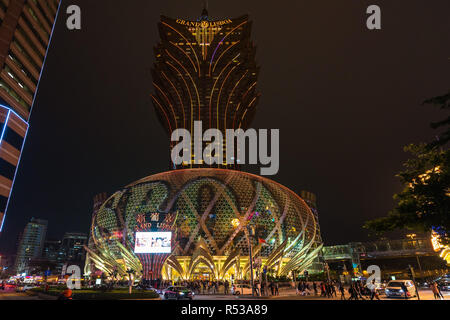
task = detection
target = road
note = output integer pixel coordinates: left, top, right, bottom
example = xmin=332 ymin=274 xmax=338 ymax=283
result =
xmin=193 ymin=288 xmax=450 ymax=300
xmin=0 ymin=288 xmax=41 ymax=300
xmin=1 ymin=287 xmax=448 ymax=300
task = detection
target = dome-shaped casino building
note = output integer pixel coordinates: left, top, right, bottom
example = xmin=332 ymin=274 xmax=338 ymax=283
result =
xmin=84 ymin=10 xmax=323 ymax=282
xmin=87 ymin=169 xmax=322 ymax=281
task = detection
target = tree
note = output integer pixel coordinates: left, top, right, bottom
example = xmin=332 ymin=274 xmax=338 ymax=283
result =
xmin=364 ymin=91 xmax=450 ymax=245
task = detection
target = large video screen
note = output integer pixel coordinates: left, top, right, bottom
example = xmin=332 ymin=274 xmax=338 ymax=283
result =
xmin=134 ymin=232 xmax=172 ymax=253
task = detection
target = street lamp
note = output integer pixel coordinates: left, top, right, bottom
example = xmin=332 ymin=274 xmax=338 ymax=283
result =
xmin=247 ymin=225 xmax=256 ymax=297
xmin=324 ymin=263 xmax=331 ymax=282
xmin=231 ymin=218 xmax=256 ymax=296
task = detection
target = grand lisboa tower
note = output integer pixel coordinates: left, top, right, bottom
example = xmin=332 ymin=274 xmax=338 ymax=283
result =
xmin=85 ymin=8 xmax=323 ymax=283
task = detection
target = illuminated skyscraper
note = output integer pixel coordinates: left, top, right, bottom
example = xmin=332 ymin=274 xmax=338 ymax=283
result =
xmin=0 ymin=0 xmax=60 ymax=230
xmin=151 ymin=8 xmax=260 ymax=169
xmin=14 ymin=217 xmax=47 ymax=274
xmin=86 ymin=9 xmax=323 ymax=283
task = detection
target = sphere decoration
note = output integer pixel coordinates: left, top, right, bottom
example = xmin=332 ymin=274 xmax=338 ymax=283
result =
xmin=87 ymin=169 xmax=322 ymax=281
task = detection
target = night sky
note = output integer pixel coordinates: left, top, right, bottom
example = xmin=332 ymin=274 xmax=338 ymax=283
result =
xmin=0 ymin=0 xmax=449 ymax=253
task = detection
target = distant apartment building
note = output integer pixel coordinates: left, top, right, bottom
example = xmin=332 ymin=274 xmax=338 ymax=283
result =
xmin=60 ymin=232 xmax=87 ymax=263
xmin=13 ymin=217 xmax=47 ymax=274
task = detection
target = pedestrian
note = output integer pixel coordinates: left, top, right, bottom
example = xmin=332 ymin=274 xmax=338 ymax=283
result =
xmin=339 ymin=283 xmax=346 ymax=300
xmin=436 ymin=282 xmax=445 ymax=300
xmin=313 ymin=282 xmax=318 ymax=295
xmin=431 ymin=282 xmax=440 ymax=299
xmin=400 ymin=282 xmax=408 ymax=299
xmin=224 ymin=280 xmax=229 ymax=295
xmin=331 ymin=282 xmax=337 ymax=297
xmin=275 ymin=281 xmax=279 ymax=296
xmin=369 ymin=280 xmax=380 ymax=300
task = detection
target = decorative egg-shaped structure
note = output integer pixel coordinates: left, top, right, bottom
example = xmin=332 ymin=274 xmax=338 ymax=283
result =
xmin=86 ymin=169 xmax=322 ymax=281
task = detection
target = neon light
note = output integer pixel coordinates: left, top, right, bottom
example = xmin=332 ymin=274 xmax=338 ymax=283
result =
xmin=153 ymin=82 xmax=177 ymax=129
xmin=169 ymin=41 xmax=197 ymax=74
xmin=217 ymin=63 xmax=240 ymax=129
xmin=150 ymin=95 xmax=172 ymax=133
xmin=161 ymin=22 xmax=200 ymax=76
xmin=212 ymin=41 xmax=240 ymax=74
xmin=1 ymin=2 xmax=62 ymax=231
xmin=209 ymin=21 xmax=247 ymax=75
xmin=224 ymin=70 xmax=247 ymax=129
xmin=165 ymin=49 xmax=200 ymax=125
xmin=209 ymin=58 xmax=235 ymax=129
xmin=161 ymin=71 xmax=185 ymax=129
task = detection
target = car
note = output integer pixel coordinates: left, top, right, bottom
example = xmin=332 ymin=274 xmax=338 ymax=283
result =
xmin=364 ymin=282 xmax=385 ymax=295
xmin=161 ymin=286 xmax=194 ymax=300
xmin=231 ymin=284 xmax=253 ymax=295
xmin=135 ymin=284 xmax=158 ymax=293
xmin=15 ymin=284 xmax=37 ymax=292
xmin=385 ymin=280 xmax=416 ymax=298
xmin=437 ymin=280 xmax=450 ymax=291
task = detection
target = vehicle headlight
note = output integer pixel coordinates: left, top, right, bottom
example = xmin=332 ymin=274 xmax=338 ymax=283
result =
xmin=179 ymin=292 xmax=184 ymax=295
xmin=399 ymin=290 xmax=403 ymax=293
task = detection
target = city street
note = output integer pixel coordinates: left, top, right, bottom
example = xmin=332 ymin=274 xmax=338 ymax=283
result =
xmin=193 ymin=288 xmax=450 ymax=301
xmin=0 ymin=289 xmax=40 ymax=300
xmin=1 ymin=286 xmax=449 ymax=300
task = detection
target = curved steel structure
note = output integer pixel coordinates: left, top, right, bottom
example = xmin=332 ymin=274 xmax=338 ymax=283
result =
xmin=151 ymin=13 xmax=260 ymax=169
xmin=86 ymin=169 xmax=322 ymax=280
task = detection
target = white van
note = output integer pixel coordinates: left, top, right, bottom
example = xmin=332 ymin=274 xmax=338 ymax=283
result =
xmin=385 ymin=280 xmax=416 ymax=298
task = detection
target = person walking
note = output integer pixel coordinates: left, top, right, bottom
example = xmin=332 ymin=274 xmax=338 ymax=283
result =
xmin=339 ymin=283 xmax=346 ymax=300
xmin=331 ymin=282 xmax=337 ymax=297
xmin=313 ymin=282 xmax=318 ymax=296
xmin=369 ymin=280 xmax=380 ymax=300
xmin=431 ymin=282 xmax=441 ymax=300
xmin=274 ymin=281 xmax=279 ymax=296
xmin=436 ymin=282 xmax=445 ymax=300
xmin=256 ymin=281 xmax=261 ymax=296
xmin=400 ymin=282 xmax=408 ymax=299
xmin=224 ymin=280 xmax=229 ymax=295
xmin=270 ymin=281 xmax=275 ymax=295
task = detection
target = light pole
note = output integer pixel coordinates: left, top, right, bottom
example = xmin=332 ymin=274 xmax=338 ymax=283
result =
xmin=248 ymin=225 xmax=255 ymax=297
xmin=324 ymin=263 xmax=331 ymax=282
xmin=231 ymin=218 xmax=255 ymax=296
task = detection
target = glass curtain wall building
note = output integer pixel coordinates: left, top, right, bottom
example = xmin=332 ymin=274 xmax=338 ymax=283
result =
xmin=14 ymin=217 xmax=47 ymax=274
xmin=0 ymin=0 xmax=61 ymax=231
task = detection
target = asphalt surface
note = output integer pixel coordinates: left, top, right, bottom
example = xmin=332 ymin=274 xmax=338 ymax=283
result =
xmin=1 ymin=287 xmax=448 ymax=300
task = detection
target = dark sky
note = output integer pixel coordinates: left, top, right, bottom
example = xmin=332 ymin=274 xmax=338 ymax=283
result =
xmin=0 ymin=0 xmax=449 ymax=253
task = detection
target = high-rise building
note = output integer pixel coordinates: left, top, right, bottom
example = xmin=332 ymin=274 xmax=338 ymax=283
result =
xmin=60 ymin=232 xmax=87 ymax=263
xmin=151 ymin=8 xmax=260 ymax=169
xmin=0 ymin=0 xmax=61 ymax=231
xmin=14 ymin=217 xmax=47 ymax=274
xmin=300 ymin=191 xmax=323 ymax=244
xmin=42 ymin=238 xmax=61 ymax=261
xmin=85 ymin=9 xmax=323 ymax=283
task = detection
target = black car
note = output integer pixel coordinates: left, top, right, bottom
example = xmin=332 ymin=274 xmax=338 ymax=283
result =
xmin=162 ymin=286 xmax=194 ymax=300
xmin=438 ymin=280 xmax=450 ymax=291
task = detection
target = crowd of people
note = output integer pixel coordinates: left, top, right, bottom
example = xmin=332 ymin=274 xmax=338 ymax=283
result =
xmin=294 ymin=280 xmax=378 ymax=300
xmin=158 ymin=279 xmax=283 ymax=296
